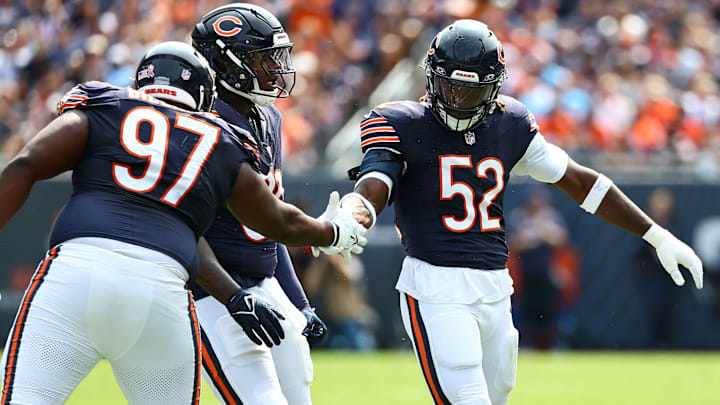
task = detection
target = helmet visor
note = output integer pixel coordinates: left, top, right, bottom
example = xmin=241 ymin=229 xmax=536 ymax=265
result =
xmin=244 ymin=45 xmax=296 ymax=97
xmin=434 ymin=75 xmax=495 ymax=112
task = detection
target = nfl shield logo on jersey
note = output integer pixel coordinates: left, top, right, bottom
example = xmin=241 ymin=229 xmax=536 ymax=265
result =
xmin=464 ymin=131 xmax=476 ymax=145
xmin=181 ymin=69 xmax=191 ymax=80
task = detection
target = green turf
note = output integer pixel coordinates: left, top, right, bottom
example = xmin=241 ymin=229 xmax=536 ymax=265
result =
xmin=64 ymin=350 xmax=720 ymax=404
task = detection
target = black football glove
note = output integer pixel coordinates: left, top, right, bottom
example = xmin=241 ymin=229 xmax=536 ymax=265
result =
xmin=227 ymin=290 xmax=285 ymax=347
xmin=300 ymin=306 xmax=327 ymax=344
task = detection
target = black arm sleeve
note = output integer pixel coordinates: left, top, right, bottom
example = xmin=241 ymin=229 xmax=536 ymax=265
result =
xmin=274 ymin=244 xmax=309 ymax=308
xmin=348 ymin=149 xmax=404 ymax=204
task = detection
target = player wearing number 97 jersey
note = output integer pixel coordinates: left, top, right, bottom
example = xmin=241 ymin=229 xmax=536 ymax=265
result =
xmin=0 ymin=41 xmax=365 ymax=405
xmin=338 ymin=20 xmax=703 ymax=405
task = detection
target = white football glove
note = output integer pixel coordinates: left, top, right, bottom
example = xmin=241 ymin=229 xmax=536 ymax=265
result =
xmin=643 ymin=224 xmax=703 ymax=289
xmin=311 ymin=191 xmax=367 ymax=263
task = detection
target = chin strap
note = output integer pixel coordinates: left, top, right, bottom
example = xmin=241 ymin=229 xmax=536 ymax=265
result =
xmin=219 ymin=79 xmax=276 ymax=107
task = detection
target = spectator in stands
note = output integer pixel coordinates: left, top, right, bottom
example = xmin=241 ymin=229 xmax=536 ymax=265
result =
xmin=290 ymin=247 xmax=378 ymax=350
xmin=509 ymin=187 xmax=569 ymax=350
xmin=2 ymin=0 xmax=720 ymax=173
xmin=634 ymin=187 xmax=679 ymax=348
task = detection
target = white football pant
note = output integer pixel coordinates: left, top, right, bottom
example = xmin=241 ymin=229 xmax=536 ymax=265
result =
xmin=195 ymin=276 xmax=313 ymax=405
xmin=0 ymin=238 xmax=201 ymax=405
xmin=400 ymin=292 xmax=518 ymax=405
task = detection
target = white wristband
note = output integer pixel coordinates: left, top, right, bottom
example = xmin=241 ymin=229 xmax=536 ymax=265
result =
xmin=642 ymin=223 xmax=672 ymax=248
xmin=579 ymin=174 xmax=613 ymax=214
xmin=340 ymin=192 xmax=377 ymax=230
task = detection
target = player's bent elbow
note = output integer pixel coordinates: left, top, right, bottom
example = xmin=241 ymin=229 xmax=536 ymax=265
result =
xmin=2 ymin=155 xmax=41 ymax=184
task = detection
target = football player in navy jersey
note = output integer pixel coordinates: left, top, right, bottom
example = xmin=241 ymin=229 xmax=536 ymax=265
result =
xmin=334 ymin=20 xmax=704 ymax=405
xmin=0 ymin=42 xmax=365 ymax=405
xmin=187 ymin=4 xmax=328 ymax=405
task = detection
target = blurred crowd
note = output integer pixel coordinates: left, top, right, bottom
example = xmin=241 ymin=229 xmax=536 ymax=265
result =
xmin=2 ymin=0 xmax=720 ymax=175
xmin=0 ymin=0 xmax=432 ymax=172
xmin=487 ymin=0 xmax=720 ymax=176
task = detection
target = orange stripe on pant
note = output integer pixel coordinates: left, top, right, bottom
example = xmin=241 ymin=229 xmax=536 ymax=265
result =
xmin=201 ymin=340 xmax=239 ymax=405
xmin=187 ymin=292 xmax=202 ymax=405
xmin=1 ymin=247 xmax=59 ymax=404
xmin=407 ymin=295 xmax=449 ymax=405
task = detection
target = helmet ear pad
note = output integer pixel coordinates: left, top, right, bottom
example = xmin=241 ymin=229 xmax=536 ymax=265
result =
xmin=212 ymin=56 xmax=249 ymax=90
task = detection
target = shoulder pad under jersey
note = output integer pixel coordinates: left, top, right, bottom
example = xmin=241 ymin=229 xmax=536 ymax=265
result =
xmin=57 ymin=81 xmax=126 ymax=115
xmin=216 ymin=119 xmax=263 ymax=172
xmin=495 ymin=95 xmax=540 ymax=136
xmin=360 ymin=100 xmax=424 ymax=154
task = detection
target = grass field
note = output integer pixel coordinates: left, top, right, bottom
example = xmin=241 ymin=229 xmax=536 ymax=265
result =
xmin=65 ymin=350 xmax=720 ymax=404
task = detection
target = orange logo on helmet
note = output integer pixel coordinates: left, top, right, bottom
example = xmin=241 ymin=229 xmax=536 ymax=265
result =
xmin=213 ymin=16 xmax=243 ymax=37
xmin=497 ymin=43 xmax=506 ymax=64
xmin=428 ymin=33 xmax=440 ymax=55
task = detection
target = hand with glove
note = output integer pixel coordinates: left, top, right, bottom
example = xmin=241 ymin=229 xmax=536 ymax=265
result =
xmin=300 ymin=305 xmax=328 ymax=344
xmin=312 ymin=191 xmax=368 ymax=263
xmin=643 ymin=224 xmax=703 ymax=289
xmin=227 ymin=289 xmax=286 ymax=347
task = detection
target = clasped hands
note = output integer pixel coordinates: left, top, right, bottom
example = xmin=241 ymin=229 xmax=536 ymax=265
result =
xmin=312 ymin=191 xmax=368 ymax=263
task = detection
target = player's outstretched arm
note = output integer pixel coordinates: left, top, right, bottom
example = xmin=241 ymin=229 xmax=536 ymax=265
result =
xmin=551 ymin=158 xmax=703 ymax=289
xmin=226 ymin=163 xmax=366 ymax=251
xmin=0 ymin=111 xmax=88 ymax=231
xmin=196 ymin=237 xmax=285 ymax=347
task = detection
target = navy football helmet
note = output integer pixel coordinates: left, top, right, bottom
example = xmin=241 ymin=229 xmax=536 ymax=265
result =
xmin=135 ymin=41 xmax=216 ymax=112
xmin=424 ymin=20 xmax=507 ymax=132
xmin=191 ymin=3 xmax=295 ymax=107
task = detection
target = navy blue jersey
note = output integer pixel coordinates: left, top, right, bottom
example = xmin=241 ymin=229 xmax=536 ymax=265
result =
xmin=50 ymin=82 xmax=256 ymax=278
xmin=360 ymin=96 xmax=538 ymax=269
xmin=191 ymin=99 xmax=285 ymax=300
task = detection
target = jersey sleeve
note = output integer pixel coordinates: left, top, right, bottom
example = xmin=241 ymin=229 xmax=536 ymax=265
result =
xmin=360 ymin=110 xmax=402 ymax=154
xmin=502 ymin=98 xmax=567 ymax=183
xmin=57 ymin=81 xmax=123 ymax=115
xmin=511 ymin=133 xmax=569 ymax=183
xmin=218 ymin=121 xmax=262 ymax=173
xmin=511 ymin=103 xmax=540 ymax=152
xmin=351 ymin=109 xmax=406 ymax=204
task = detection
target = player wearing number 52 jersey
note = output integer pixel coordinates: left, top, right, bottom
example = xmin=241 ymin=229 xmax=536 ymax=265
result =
xmin=337 ymin=20 xmax=703 ymax=405
xmin=0 ymin=42 xmax=365 ymax=405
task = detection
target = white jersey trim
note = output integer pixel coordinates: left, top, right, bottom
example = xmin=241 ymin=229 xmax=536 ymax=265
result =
xmin=510 ymin=133 xmax=568 ymax=183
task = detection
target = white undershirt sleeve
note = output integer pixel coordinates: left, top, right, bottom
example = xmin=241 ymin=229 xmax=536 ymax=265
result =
xmin=510 ymin=133 xmax=569 ymax=183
